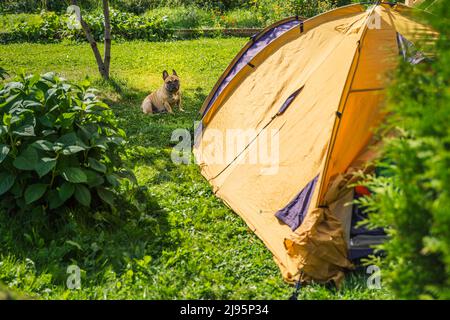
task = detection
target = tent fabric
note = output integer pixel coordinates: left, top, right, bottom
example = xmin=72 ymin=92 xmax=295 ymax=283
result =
xmin=202 ymin=18 xmax=302 ymax=116
xmin=194 ymin=3 xmax=436 ymax=285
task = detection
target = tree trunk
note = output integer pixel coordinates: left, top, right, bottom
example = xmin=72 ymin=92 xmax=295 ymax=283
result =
xmin=70 ymin=0 xmax=109 ymax=80
xmin=103 ymin=0 xmax=112 ymax=77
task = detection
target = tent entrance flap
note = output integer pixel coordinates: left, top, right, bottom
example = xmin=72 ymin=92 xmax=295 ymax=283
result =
xmin=277 ymin=85 xmax=305 ymax=115
xmin=275 ymin=175 xmax=319 ymax=231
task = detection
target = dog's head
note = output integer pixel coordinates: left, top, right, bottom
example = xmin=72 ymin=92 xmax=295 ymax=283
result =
xmin=163 ymin=69 xmax=180 ymax=93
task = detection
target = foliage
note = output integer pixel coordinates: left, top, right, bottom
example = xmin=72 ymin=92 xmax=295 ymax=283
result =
xmin=0 ymin=39 xmax=392 ymax=299
xmin=0 ymin=0 xmax=97 ymax=13
xmin=0 ymin=0 xmax=255 ymax=14
xmin=0 ymin=68 xmax=9 ymax=80
xmin=0 ymin=72 xmax=135 ymax=217
xmin=356 ymin=0 xmax=450 ymax=299
xmin=0 ymin=10 xmax=172 ymax=44
xmin=0 ymin=0 xmax=357 ymax=44
xmin=0 ymin=13 xmax=42 ymax=32
xmin=144 ymin=6 xmax=265 ymax=29
xmin=252 ymin=0 xmax=352 ymax=23
xmin=145 ymin=6 xmax=217 ymax=29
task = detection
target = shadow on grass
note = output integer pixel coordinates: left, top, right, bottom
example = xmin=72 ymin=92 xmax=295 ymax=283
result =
xmin=0 ymin=186 xmax=175 ymax=291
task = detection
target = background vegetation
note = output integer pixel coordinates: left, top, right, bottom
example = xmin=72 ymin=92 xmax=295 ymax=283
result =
xmin=0 ymin=0 xmax=356 ymax=43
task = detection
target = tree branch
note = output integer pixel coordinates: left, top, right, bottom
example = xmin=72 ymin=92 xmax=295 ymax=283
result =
xmin=103 ymin=0 xmax=111 ymax=77
xmin=71 ymin=0 xmax=108 ymax=79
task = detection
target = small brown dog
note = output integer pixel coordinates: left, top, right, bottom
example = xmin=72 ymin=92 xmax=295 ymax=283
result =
xmin=141 ymin=69 xmax=183 ymax=114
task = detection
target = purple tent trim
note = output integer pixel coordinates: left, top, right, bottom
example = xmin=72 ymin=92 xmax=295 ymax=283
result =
xmin=277 ymin=86 xmax=304 ymax=115
xmin=275 ymin=175 xmax=319 ymax=231
xmin=202 ymin=19 xmax=301 ymax=116
xmin=396 ymin=33 xmax=428 ymax=65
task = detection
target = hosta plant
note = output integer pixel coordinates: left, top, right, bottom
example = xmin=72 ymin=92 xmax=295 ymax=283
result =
xmin=0 ymin=72 xmax=135 ymax=215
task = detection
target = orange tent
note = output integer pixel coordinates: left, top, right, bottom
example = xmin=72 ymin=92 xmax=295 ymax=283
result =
xmin=194 ymin=2 xmax=436 ymax=285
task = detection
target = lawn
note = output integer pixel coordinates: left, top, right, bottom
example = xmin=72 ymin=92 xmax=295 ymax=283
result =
xmin=0 ymin=39 xmax=393 ymax=299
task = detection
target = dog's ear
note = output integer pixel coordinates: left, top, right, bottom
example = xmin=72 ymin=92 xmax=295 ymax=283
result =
xmin=162 ymin=70 xmax=169 ymax=80
xmin=172 ymin=69 xmax=178 ymax=76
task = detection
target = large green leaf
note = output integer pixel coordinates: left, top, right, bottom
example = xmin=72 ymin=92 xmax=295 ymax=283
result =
xmin=35 ymin=157 xmax=57 ymax=177
xmin=58 ymin=182 xmax=75 ymax=203
xmin=74 ymin=184 xmax=91 ymax=207
xmin=23 ymin=100 xmax=42 ymax=109
xmin=84 ymin=169 xmax=105 ymax=188
xmin=26 ymin=74 xmax=40 ymax=88
xmin=13 ymin=147 xmax=39 ymax=170
xmin=12 ymin=124 xmax=35 ymax=137
xmin=2 ymin=113 xmax=11 ymax=126
xmin=97 ymin=187 xmax=115 ymax=206
xmin=24 ymin=183 xmax=47 ymax=204
xmin=38 ymin=114 xmax=55 ymax=128
xmin=0 ymin=172 xmax=15 ymax=195
xmin=0 ymin=144 xmax=10 ymax=163
xmin=106 ymin=174 xmax=120 ymax=187
xmin=32 ymin=140 xmax=53 ymax=151
xmin=88 ymin=157 xmax=106 ymax=173
xmin=57 ymin=132 xmax=78 ymax=146
xmin=83 ymin=169 xmax=105 ymax=188
xmin=48 ymin=190 xmax=64 ymax=210
xmin=0 ymin=93 xmax=20 ymax=110
xmin=62 ymin=145 xmax=85 ymax=155
xmin=0 ymin=125 xmax=8 ymax=137
xmin=61 ymin=167 xmax=87 ymax=183
xmin=57 ymin=112 xmax=76 ymax=129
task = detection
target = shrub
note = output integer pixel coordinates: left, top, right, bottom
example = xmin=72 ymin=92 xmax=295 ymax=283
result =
xmin=107 ymin=9 xmax=172 ymax=41
xmin=219 ymin=8 xmax=265 ymax=28
xmin=253 ymin=0 xmax=350 ymax=23
xmin=144 ymin=6 xmax=215 ymax=29
xmin=0 ymin=10 xmax=172 ymax=44
xmin=1 ymin=11 xmax=62 ymax=43
xmin=357 ymin=0 xmax=450 ymax=299
xmin=0 ymin=0 xmax=254 ymax=14
xmin=0 ymin=72 xmax=135 ymax=216
xmin=0 ymin=13 xmax=42 ymax=32
xmin=0 ymin=0 xmax=98 ymax=13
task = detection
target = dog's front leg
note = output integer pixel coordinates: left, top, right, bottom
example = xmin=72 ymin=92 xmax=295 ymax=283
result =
xmin=164 ymin=102 xmax=174 ymax=114
xmin=178 ymin=95 xmax=184 ymax=112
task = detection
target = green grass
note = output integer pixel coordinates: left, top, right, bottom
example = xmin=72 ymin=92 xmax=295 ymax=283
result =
xmin=0 ymin=39 xmax=393 ymax=299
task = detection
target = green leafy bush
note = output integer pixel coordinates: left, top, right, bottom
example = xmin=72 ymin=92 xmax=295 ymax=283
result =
xmin=0 ymin=0 xmax=98 ymax=13
xmin=253 ymin=0 xmax=350 ymax=23
xmin=357 ymin=0 xmax=450 ymax=299
xmin=0 ymin=72 xmax=135 ymax=215
xmin=0 ymin=13 xmax=42 ymax=32
xmin=1 ymin=11 xmax=62 ymax=43
xmin=0 ymin=0 xmax=254 ymax=14
xmin=144 ymin=6 xmax=216 ymax=29
xmin=0 ymin=10 xmax=172 ymax=44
